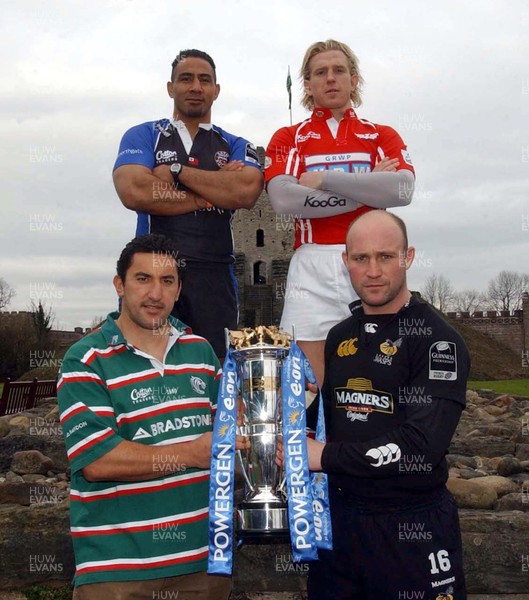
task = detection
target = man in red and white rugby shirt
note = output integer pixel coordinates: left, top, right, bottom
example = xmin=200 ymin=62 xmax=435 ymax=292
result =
xmin=265 ymin=39 xmax=415 ymax=386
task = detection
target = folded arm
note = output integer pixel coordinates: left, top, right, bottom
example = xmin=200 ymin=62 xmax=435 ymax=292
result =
xmin=113 ymin=164 xmax=208 ymax=216
xmin=174 ymin=163 xmax=264 ymax=210
xmin=307 ymin=396 xmax=463 ymax=476
xmin=320 ymin=168 xmax=415 ymax=208
xmin=267 ymin=175 xmax=361 ymax=218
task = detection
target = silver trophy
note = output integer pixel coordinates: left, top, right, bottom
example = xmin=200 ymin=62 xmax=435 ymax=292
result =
xmin=229 ymin=326 xmax=291 ymax=540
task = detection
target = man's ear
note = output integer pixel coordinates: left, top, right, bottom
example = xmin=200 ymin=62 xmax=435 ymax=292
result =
xmin=113 ymin=275 xmax=125 ymax=297
xmin=341 ymin=250 xmax=349 ymax=269
xmin=404 ymin=247 xmax=415 ymax=270
xmin=167 ymin=81 xmax=174 ymax=98
xmin=213 ymin=83 xmax=220 ymax=101
xmin=174 ymin=279 xmax=182 ymax=303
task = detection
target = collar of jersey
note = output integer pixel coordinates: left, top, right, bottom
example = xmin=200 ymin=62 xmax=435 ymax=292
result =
xmin=170 ymin=118 xmax=213 ymax=132
xmin=100 ymin=311 xmax=189 ymax=347
xmin=348 ymin=291 xmax=423 ymax=317
xmin=311 ymin=107 xmax=357 ymax=121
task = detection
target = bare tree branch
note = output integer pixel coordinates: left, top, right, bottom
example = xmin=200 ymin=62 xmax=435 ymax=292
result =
xmin=421 ymin=274 xmax=455 ymax=312
xmin=486 ymin=271 xmax=529 ymax=312
xmin=452 ymin=289 xmax=486 ymax=313
xmin=0 ymin=278 xmax=15 ymax=310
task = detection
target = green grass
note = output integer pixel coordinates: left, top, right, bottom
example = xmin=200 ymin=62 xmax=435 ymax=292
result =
xmin=25 ymin=586 xmax=72 ymax=600
xmin=468 ymin=379 xmax=529 ymax=397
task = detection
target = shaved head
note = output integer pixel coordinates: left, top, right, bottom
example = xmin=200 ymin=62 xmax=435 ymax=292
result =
xmin=345 ymin=210 xmax=408 ymax=255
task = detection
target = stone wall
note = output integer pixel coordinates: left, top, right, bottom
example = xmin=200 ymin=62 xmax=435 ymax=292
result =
xmin=446 ymin=292 xmax=529 ymax=358
xmin=232 ymin=187 xmax=295 ymax=328
xmin=2 ymin=393 xmax=529 ymax=596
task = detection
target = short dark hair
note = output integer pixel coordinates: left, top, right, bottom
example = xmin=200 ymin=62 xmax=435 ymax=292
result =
xmin=170 ymin=49 xmax=216 ymax=82
xmin=116 ymin=234 xmax=180 ymax=281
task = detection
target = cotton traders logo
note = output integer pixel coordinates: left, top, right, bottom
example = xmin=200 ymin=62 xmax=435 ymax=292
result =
xmin=155 ymin=149 xmax=178 ymax=163
xmin=337 ymin=338 xmax=358 ymax=357
xmin=130 ymin=385 xmax=179 ymax=404
xmin=335 ymin=377 xmax=393 ymax=420
xmin=190 ymin=376 xmax=206 ymax=395
xmin=130 ymin=387 xmax=152 ymax=403
xmin=429 ymin=341 xmax=457 ymax=381
xmin=214 ymin=150 xmax=229 ymax=168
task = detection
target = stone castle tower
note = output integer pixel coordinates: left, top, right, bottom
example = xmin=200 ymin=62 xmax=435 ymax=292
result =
xmin=232 ymin=147 xmax=294 ymax=327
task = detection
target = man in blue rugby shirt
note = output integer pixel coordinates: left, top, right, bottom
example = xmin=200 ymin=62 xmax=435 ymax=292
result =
xmin=113 ymin=49 xmax=263 ymax=359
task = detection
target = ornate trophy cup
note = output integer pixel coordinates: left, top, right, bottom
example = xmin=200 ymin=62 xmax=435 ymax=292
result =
xmin=208 ymin=326 xmax=332 ymax=575
xmin=231 ymin=325 xmax=291 ymax=540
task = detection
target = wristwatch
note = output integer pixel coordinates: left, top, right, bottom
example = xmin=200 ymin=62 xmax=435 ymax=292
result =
xmin=170 ymin=163 xmax=183 ymax=185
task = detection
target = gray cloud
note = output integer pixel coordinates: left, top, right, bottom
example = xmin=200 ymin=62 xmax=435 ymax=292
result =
xmin=1 ymin=0 xmax=528 ymax=329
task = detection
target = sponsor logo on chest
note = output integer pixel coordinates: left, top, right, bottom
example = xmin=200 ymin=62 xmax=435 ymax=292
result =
xmin=297 ymin=131 xmax=322 ymax=142
xmin=156 ymin=149 xmax=178 ymax=163
xmin=334 ymin=377 xmax=393 ymax=422
xmin=130 ymin=385 xmax=179 ymax=405
xmin=133 ymin=413 xmax=212 ymax=440
xmin=373 ymin=338 xmax=402 ymax=366
xmin=305 ymin=152 xmax=371 ymax=174
xmin=337 ymin=338 xmax=358 ymax=357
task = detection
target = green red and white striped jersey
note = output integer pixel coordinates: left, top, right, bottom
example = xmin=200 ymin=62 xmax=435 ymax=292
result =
xmin=57 ymin=313 xmax=221 ymax=587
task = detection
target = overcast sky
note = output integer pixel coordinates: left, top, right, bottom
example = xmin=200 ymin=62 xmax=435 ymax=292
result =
xmin=1 ymin=0 xmax=528 ymax=331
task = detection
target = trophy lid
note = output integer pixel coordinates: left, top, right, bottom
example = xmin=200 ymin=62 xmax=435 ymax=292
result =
xmin=227 ymin=326 xmax=291 ymax=359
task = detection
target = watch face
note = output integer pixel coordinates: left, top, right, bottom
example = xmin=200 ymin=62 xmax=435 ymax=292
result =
xmin=170 ymin=163 xmax=182 ymax=175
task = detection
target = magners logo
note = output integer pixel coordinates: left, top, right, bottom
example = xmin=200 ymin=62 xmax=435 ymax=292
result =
xmin=335 ymin=378 xmax=393 ymax=415
xmin=337 ymin=337 xmax=358 ymax=357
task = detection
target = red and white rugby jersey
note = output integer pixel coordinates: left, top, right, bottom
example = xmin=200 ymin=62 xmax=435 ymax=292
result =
xmin=265 ymin=107 xmax=414 ymax=249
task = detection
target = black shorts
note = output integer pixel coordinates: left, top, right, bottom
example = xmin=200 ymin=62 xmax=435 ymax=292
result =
xmin=307 ymin=487 xmax=466 ymax=600
xmin=171 ymin=263 xmax=238 ymax=359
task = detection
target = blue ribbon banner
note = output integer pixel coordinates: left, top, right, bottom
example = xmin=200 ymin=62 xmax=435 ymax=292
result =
xmin=207 ymin=350 xmax=238 ymax=575
xmin=311 ymin=388 xmax=333 ymax=551
xmin=282 ymin=341 xmax=332 ymax=562
xmin=208 ymin=342 xmax=332 ymax=574
xmin=301 ymin=355 xmax=332 ymax=550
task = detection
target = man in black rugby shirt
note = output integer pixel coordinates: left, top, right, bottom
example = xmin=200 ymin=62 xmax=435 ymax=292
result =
xmin=304 ymin=210 xmax=469 ymax=600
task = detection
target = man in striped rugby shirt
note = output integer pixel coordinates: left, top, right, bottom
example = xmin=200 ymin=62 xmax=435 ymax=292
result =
xmin=58 ymin=234 xmax=248 ymax=599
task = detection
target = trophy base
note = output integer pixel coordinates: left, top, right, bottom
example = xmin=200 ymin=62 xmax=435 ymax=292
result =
xmin=237 ymin=501 xmax=290 ymax=543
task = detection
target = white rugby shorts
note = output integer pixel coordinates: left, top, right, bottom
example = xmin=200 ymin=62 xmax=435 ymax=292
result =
xmin=280 ymin=244 xmax=358 ymax=341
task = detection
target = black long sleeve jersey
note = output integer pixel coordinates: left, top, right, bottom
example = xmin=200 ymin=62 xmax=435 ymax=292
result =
xmin=320 ymin=293 xmax=470 ymax=504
